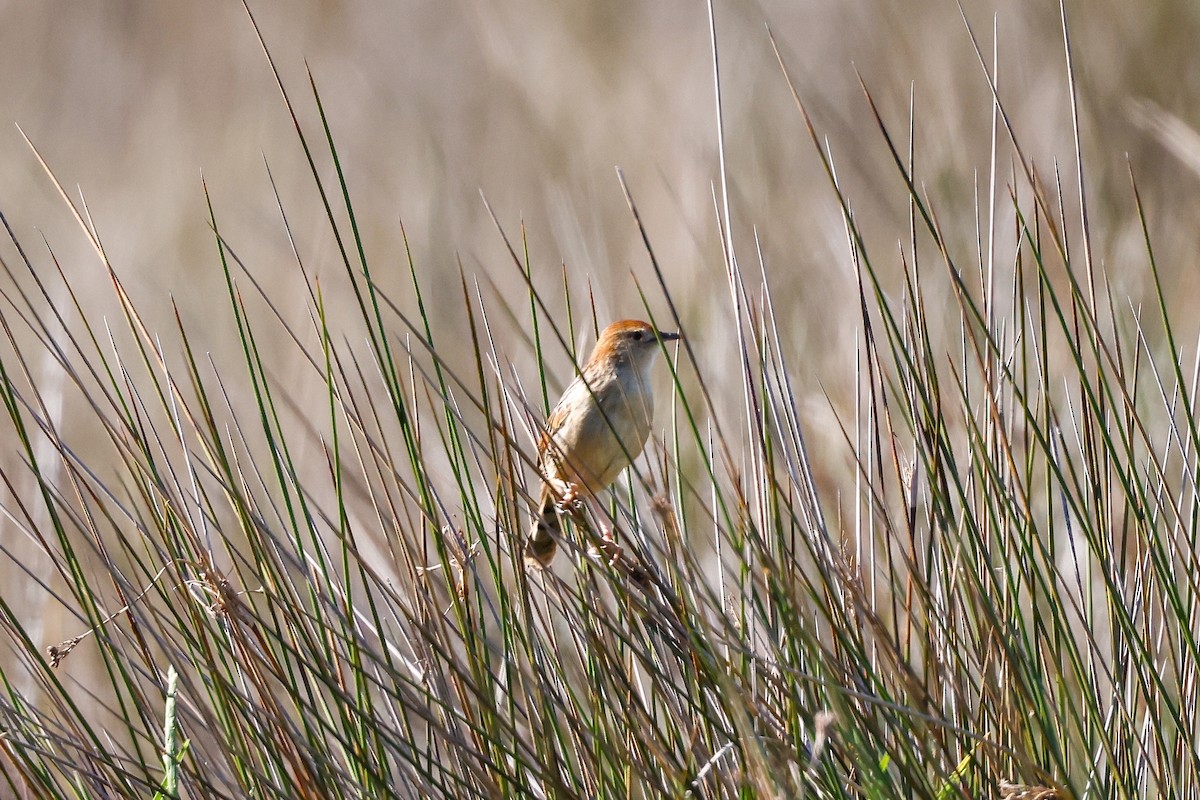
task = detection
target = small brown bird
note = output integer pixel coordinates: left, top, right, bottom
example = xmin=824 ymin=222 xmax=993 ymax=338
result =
xmin=526 ymin=319 xmax=681 ymax=568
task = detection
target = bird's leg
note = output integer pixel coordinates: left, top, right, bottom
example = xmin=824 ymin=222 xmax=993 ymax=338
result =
xmin=586 ymin=495 xmax=612 ymax=538
xmin=582 ymin=498 xmax=647 ymax=584
xmin=584 ymin=495 xmax=624 ymax=565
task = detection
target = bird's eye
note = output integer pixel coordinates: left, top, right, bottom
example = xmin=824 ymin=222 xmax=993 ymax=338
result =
xmin=630 ymin=330 xmax=644 ymax=341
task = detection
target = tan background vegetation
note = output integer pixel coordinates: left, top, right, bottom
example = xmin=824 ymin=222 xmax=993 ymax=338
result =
xmin=5 ymin=2 xmax=1199 ymax=349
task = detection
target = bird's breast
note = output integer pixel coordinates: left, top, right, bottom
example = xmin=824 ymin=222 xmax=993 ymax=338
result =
xmin=541 ymin=368 xmax=654 ymax=493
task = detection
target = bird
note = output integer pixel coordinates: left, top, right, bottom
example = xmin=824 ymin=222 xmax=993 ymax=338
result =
xmin=526 ymin=319 xmax=681 ymax=568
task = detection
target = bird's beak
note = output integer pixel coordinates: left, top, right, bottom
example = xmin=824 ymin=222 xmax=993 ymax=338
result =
xmin=657 ymin=330 xmax=681 ymax=342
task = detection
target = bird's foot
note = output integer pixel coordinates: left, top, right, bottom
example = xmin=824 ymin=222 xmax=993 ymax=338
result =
xmin=587 ymin=533 xmax=623 ymax=566
xmin=553 ymin=482 xmax=585 ymax=514
xmin=587 ymin=533 xmax=649 ymax=585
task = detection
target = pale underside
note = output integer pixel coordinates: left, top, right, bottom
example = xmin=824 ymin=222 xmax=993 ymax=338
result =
xmin=538 ymin=361 xmax=655 ymax=498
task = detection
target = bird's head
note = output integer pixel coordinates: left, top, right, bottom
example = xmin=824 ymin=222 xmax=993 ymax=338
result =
xmin=588 ymin=319 xmax=681 ymax=373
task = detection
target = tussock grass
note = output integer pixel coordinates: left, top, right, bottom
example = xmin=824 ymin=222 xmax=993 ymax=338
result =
xmin=0 ymin=4 xmax=1195 ymax=799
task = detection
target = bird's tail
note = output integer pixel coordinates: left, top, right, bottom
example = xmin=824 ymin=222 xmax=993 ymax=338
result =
xmin=525 ymin=490 xmax=560 ymax=568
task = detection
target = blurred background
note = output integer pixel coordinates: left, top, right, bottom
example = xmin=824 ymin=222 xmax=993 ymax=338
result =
xmin=4 ymin=0 xmax=1199 ymax=355
xmin=2 ymin=0 xmax=1200 ymax=712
